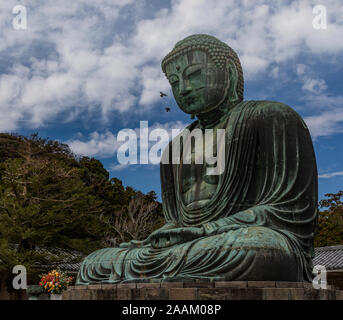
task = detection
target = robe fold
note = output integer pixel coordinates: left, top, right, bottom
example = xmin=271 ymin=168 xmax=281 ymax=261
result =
xmin=76 ymin=100 xmax=318 ymax=284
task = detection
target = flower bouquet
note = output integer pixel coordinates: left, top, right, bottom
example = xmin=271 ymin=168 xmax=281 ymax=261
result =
xmin=39 ymin=270 xmax=73 ymax=298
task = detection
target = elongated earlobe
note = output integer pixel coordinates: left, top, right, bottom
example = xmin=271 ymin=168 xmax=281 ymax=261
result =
xmin=226 ymin=61 xmax=239 ymax=104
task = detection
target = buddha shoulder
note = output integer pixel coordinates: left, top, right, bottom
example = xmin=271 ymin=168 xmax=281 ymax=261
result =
xmin=244 ymin=100 xmax=305 ymax=124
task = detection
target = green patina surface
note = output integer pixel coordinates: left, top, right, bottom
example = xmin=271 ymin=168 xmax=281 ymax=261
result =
xmin=76 ymin=34 xmax=318 ymax=284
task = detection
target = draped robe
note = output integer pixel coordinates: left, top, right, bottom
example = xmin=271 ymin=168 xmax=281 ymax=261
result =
xmin=76 ymin=100 xmax=318 ymax=284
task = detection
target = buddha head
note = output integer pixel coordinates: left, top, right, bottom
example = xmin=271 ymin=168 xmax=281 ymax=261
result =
xmin=162 ymin=34 xmax=244 ymax=116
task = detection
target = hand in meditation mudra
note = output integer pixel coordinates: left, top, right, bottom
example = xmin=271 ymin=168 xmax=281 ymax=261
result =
xmin=77 ymin=34 xmax=318 ymax=284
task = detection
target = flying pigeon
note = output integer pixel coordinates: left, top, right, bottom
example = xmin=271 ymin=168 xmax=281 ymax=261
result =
xmin=160 ymin=92 xmax=167 ymax=98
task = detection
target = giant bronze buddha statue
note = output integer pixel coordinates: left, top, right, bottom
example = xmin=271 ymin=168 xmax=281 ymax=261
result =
xmin=76 ymin=34 xmax=318 ymax=284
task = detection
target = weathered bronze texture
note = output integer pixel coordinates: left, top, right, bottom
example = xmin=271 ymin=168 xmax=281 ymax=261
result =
xmin=76 ymin=34 xmax=318 ymax=285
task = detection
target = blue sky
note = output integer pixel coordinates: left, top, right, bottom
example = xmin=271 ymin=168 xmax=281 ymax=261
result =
xmin=1 ymin=0 xmax=343 ymax=202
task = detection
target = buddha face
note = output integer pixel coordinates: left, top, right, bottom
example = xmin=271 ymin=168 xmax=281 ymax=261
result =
xmin=164 ymin=50 xmax=229 ymax=115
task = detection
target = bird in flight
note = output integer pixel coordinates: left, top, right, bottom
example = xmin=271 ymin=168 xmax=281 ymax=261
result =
xmin=165 ymin=107 xmax=171 ymax=112
xmin=160 ymin=92 xmax=167 ymax=98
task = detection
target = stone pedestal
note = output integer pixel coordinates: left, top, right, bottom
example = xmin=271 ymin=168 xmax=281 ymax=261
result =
xmin=62 ymin=281 xmax=343 ymax=300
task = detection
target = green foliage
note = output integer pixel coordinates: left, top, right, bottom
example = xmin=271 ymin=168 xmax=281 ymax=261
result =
xmin=0 ymin=133 xmax=163 ymax=279
xmin=314 ymin=191 xmax=343 ymax=247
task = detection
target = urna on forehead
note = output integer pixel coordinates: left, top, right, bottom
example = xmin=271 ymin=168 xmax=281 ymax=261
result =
xmin=164 ymin=50 xmax=209 ymax=73
xmin=162 ymin=34 xmax=232 ymax=71
xmin=162 ymin=34 xmax=244 ymax=101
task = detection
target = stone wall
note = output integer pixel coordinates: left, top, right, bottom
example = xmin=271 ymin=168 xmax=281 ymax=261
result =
xmin=63 ymin=281 xmax=343 ymax=300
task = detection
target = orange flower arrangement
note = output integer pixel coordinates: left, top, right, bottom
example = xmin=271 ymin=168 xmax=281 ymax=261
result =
xmin=39 ymin=270 xmax=73 ymax=294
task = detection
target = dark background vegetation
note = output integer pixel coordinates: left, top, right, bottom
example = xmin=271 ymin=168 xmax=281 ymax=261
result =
xmin=0 ymin=133 xmax=164 ymax=288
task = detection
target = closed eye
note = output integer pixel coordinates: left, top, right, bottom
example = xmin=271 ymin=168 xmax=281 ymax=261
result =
xmin=187 ymin=69 xmax=201 ymax=78
xmin=168 ymin=75 xmax=179 ymax=85
xmin=184 ymin=65 xmax=202 ymax=78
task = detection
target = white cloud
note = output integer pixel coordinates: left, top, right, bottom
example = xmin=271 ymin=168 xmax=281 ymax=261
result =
xmin=304 ymin=106 xmax=343 ymax=139
xmin=67 ymin=131 xmax=120 ymax=157
xmin=319 ymin=171 xmax=343 ymax=178
xmin=67 ymin=120 xmax=188 ymax=158
xmin=296 ymin=64 xmax=306 ymax=76
xmin=294 ymin=62 xmax=343 ymax=139
xmin=302 ymin=78 xmax=327 ymax=93
xmin=138 ymin=66 xmax=169 ymax=106
xmin=148 ymin=121 xmax=187 ymax=132
xmin=295 ymin=59 xmax=327 ymax=94
xmin=1 ymin=0 xmax=343 ymax=132
xmin=109 ymin=163 xmax=131 ymax=172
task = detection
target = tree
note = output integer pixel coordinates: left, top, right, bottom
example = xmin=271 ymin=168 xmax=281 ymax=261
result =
xmin=102 ymin=194 xmax=164 ymax=246
xmin=0 ymin=156 xmax=106 ymax=275
xmin=314 ymin=191 xmax=343 ymax=247
xmin=0 ymin=133 xmax=163 ymax=282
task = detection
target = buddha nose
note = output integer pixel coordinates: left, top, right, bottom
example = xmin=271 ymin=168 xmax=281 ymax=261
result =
xmin=180 ymin=85 xmax=192 ymax=96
